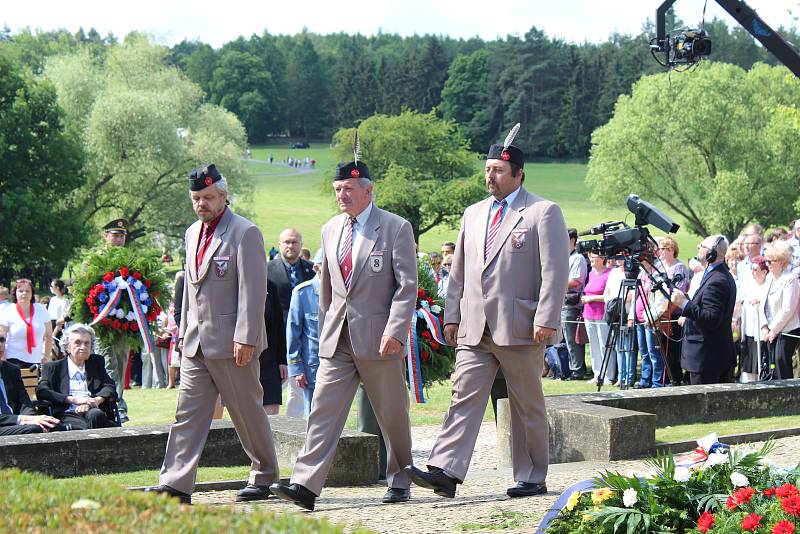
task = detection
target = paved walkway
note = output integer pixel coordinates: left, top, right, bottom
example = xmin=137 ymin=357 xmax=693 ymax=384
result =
xmin=193 ymin=425 xmax=800 ymax=533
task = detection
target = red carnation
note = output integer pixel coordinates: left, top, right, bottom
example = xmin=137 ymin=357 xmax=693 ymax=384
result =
xmin=431 ymin=341 xmax=440 ymax=351
xmin=101 ymin=318 xmax=111 ymax=326
xmin=697 ymin=511 xmax=714 ymax=533
xmin=119 ymin=266 xmax=129 ymax=278
xmin=421 ymin=331 xmax=432 ymax=340
xmin=773 ymin=520 xmax=796 ymax=534
xmin=781 ymin=494 xmax=800 ymax=516
xmin=764 ymin=487 xmax=778 ymax=498
xmin=420 ymin=351 xmax=430 ymax=362
xmin=144 ymin=280 xmax=152 ymax=289
xmin=132 ymin=272 xmax=142 ymax=280
xmin=776 ymin=483 xmax=799 ymax=499
xmin=741 ymin=513 xmax=762 ymax=531
xmin=112 ymin=319 xmax=121 ymax=330
xmin=417 ymin=289 xmax=425 ymax=298
xmin=103 ymin=272 xmax=114 ymax=282
xmin=130 ymin=322 xmax=139 ymax=332
xmin=121 ymin=322 xmax=130 ymax=331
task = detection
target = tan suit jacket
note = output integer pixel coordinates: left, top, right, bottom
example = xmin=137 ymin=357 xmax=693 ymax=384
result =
xmin=317 ymin=206 xmax=417 ymax=359
xmin=445 ymin=186 xmax=569 ymax=346
xmin=180 ymin=208 xmax=268 ymax=358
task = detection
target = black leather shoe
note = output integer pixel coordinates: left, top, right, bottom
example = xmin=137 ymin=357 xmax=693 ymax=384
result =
xmin=143 ymin=484 xmax=191 ymax=504
xmin=269 ymin=482 xmax=316 ymax=511
xmin=236 ymin=483 xmax=272 ymax=502
xmin=404 ymin=465 xmax=457 ymax=498
xmin=382 ymin=487 xmax=410 ymax=503
xmin=506 ymin=481 xmax=547 ymax=498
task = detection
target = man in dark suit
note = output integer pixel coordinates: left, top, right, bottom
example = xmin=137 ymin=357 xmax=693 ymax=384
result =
xmin=671 ymin=235 xmax=737 ymax=385
xmin=37 ymin=324 xmax=119 ymax=430
xmin=268 ymin=228 xmax=314 ymax=418
xmin=1 ymin=337 xmax=60 ymax=435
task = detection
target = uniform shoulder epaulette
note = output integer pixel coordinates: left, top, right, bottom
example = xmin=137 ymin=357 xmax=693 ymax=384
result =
xmin=295 ymin=279 xmax=314 ymax=291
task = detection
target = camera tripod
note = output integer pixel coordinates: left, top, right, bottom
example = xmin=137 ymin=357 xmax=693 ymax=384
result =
xmin=593 ymin=258 xmax=678 ymax=392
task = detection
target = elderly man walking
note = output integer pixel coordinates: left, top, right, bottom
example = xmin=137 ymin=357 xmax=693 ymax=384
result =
xmin=145 ymin=164 xmax=279 ymax=505
xmin=270 ymin=150 xmax=417 ymax=510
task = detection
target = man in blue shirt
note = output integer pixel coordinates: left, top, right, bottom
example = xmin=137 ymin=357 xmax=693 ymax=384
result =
xmin=286 ymin=249 xmax=323 ymax=416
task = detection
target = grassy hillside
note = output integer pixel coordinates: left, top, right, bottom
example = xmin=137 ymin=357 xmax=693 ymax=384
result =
xmin=241 ymin=144 xmax=700 ymax=259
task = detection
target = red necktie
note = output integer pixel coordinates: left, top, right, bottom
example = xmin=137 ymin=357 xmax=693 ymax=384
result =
xmin=484 ymin=200 xmax=507 ymax=261
xmin=339 ymin=217 xmax=356 ymax=288
xmin=196 ymin=224 xmax=213 ymax=271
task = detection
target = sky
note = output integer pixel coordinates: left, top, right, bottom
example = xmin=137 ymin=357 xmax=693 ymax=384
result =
xmin=2 ymin=0 xmax=797 ymax=48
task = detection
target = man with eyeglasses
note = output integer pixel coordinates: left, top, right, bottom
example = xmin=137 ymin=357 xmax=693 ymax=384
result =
xmin=0 ymin=334 xmax=60 ymax=435
xmin=670 ymin=235 xmax=737 ymax=385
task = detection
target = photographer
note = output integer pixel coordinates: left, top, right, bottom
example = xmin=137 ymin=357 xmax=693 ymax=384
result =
xmin=561 ymin=228 xmax=588 ymax=380
xmin=671 ymin=235 xmax=737 ymax=385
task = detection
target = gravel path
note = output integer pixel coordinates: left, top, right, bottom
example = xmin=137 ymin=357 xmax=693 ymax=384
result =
xmin=194 ymin=425 xmax=800 ymax=533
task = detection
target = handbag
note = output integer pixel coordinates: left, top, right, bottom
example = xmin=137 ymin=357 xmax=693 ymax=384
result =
xmin=575 ymin=315 xmax=589 ymax=345
xmin=603 ymin=297 xmax=622 ymax=326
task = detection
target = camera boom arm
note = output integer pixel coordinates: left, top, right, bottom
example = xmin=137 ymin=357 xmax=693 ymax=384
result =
xmin=655 ymin=0 xmax=800 ymax=76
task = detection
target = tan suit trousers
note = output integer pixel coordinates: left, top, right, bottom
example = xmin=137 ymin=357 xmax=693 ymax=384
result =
xmin=159 ymin=349 xmax=279 ymax=494
xmin=427 ymin=328 xmax=548 ymax=484
xmin=290 ymin=325 xmax=412 ymax=495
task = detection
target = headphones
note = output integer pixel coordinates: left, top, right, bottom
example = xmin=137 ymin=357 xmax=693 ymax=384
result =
xmin=704 ymin=235 xmax=725 ymax=263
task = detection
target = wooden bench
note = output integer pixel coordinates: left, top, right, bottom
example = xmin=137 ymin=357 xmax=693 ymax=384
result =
xmin=19 ymin=367 xmax=39 ymax=400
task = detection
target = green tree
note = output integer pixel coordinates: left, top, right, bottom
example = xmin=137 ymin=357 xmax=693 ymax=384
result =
xmin=0 ymin=50 xmax=87 ymax=272
xmin=586 ymin=62 xmax=800 ymax=238
xmin=440 ymin=49 xmax=492 ymax=150
xmin=43 ymin=35 xmax=250 ymax=249
xmin=331 ymin=111 xmax=485 ymax=241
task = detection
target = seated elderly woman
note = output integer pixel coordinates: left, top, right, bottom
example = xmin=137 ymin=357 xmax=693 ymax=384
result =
xmin=36 ymin=324 xmax=119 ymax=429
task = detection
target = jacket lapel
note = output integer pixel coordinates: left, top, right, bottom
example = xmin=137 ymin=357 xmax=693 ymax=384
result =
xmin=349 ymin=207 xmax=381 ymax=292
xmin=483 ymin=188 xmax=528 ymax=269
xmin=195 ymin=209 xmax=233 ymax=284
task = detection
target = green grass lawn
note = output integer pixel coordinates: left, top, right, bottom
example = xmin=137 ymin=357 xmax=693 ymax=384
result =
xmin=241 ymin=144 xmax=701 ymax=259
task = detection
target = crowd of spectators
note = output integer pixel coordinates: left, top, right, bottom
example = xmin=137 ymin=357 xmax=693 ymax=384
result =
xmin=552 ymin=218 xmax=800 ymax=388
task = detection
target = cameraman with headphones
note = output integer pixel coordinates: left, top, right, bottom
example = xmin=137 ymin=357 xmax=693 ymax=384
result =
xmin=670 ymin=235 xmax=737 ymax=385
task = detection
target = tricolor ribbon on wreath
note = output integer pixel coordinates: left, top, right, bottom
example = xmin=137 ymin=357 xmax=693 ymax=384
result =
xmin=406 ymin=301 xmax=448 ymax=404
xmin=90 ymin=276 xmax=156 ymax=354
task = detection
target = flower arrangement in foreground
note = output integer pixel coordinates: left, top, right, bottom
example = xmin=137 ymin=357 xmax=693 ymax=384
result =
xmin=71 ymin=246 xmax=170 ymax=351
xmin=546 ymin=435 xmax=799 ymax=533
xmin=406 ymin=260 xmax=455 ymax=402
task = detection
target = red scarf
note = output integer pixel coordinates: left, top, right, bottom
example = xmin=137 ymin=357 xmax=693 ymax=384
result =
xmin=15 ymin=303 xmax=37 ymax=354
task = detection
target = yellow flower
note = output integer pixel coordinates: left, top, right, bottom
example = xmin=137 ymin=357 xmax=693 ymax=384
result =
xmin=566 ymin=491 xmax=581 ymax=511
xmin=591 ymin=487 xmax=614 ymax=505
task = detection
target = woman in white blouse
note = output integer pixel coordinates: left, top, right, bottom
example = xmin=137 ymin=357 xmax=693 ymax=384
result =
xmin=759 ymin=242 xmax=800 ymax=379
xmin=0 ymin=279 xmax=53 ymax=369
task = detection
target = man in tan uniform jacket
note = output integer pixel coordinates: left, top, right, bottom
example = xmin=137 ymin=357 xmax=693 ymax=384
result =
xmin=271 ymin=158 xmax=417 ymax=510
xmin=406 ymin=128 xmax=569 ymax=498
xmin=145 ymin=164 xmax=279 ymax=505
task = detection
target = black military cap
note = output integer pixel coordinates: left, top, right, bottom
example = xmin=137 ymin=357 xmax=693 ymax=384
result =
xmin=103 ymin=218 xmax=129 ymax=234
xmin=486 ymin=144 xmax=525 ymax=168
xmin=188 ymin=164 xmax=223 ymax=191
xmin=334 ymin=162 xmax=371 ymax=181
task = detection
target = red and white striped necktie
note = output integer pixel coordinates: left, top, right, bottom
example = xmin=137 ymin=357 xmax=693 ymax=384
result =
xmin=484 ymin=199 xmax=507 ymax=261
xmin=339 ymin=216 xmax=356 ymax=288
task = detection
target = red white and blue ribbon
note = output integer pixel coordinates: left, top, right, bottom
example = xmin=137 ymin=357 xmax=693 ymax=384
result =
xmin=406 ymin=319 xmax=426 ymax=404
xmin=90 ymin=277 xmax=156 ymax=354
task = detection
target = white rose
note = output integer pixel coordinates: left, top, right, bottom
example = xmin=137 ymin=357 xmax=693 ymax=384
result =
xmin=622 ymin=488 xmax=638 ymax=507
xmin=730 ymin=472 xmax=749 ymax=487
xmin=674 ymin=466 xmax=691 ymax=482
